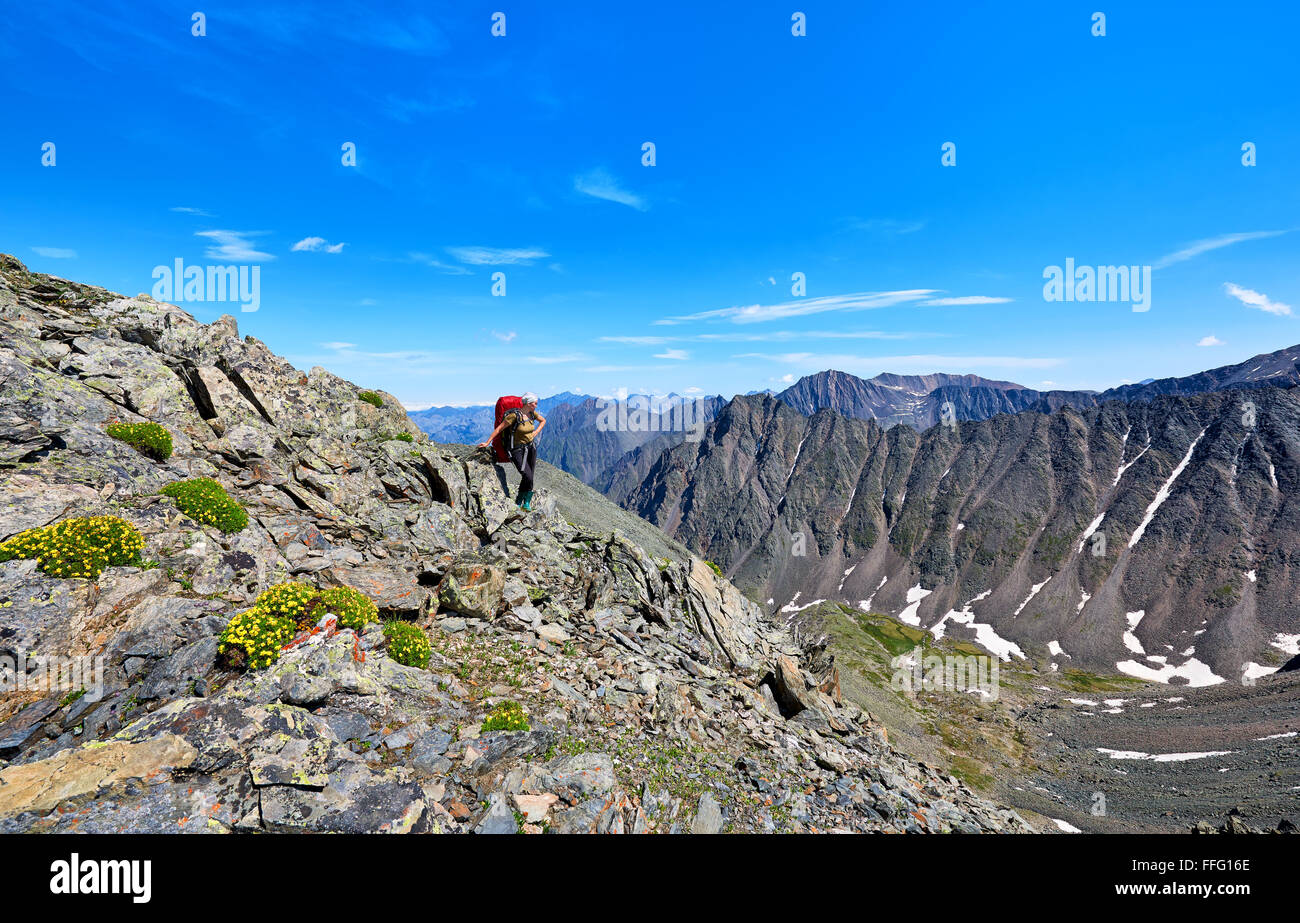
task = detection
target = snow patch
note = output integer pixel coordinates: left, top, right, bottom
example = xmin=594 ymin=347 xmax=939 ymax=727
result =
xmin=860 ymin=575 xmax=888 ymax=611
xmin=896 ymin=583 xmax=931 ymax=626
xmin=1113 ymin=440 xmax=1151 ymax=486
xmin=1116 ymin=656 xmax=1225 ymax=686
xmin=843 ymin=480 xmax=859 ymax=516
xmin=1097 ymin=747 xmax=1234 ymax=762
xmin=785 ymin=436 xmax=807 ymax=484
xmin=1122 ymin=610 xmax=1146 ymax=655
xmin=780 ymin=593 xmax=826 ymax=614
xmin=930 ymin=590 xmax=1023 ymax=661
xmin=1270 ymin=633 xmax=1300 ymax=656
xmin=1128 ymin=429 xmax=1206 ymax=548
xmin=1013 ymin=578 xmax=1051 ymax=616
xmin=1242 ymin=662 xmax=1278 ymax=682
xmin=1077 ymin=513 xmax=1106 ymax=553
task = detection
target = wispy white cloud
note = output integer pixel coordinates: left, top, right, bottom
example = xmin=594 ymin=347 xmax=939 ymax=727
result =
xmin=31 ymin=246 xmax=77 ymax=259
xmin=406 ymin=252 xmax=473 ymax=274
xmin=212 ymin=5 xmax=450 ymax=56
xmin=1223 ymin=282 xmax=1292 ymax=316
xmin=491 ymin=330 xmax=517 ymax=342
xmin=446 ymin=246 xmax=549 ymax=265
xmin=600 ymin=329 xmax=933 ymax=345
xmin=292 ymin=236 xmax=346 ymax=253
xmin=170 ymin=206 xmax=214 ymax=217
xmin=523 ymin=353 xmax=587 ymax=364
xmin=195 ymin=230 xmax=275 ymax=261
xmin=655 ymin=348 xmax=690 ymax=360
xmin=844 ymin=217 xmax=926 ymax=235
xmin=920 ymin=295 xmax=1011 ymax=306
xmin=736 ymin=352 xmax=1064 ymax=371
xmin=381 ymin=91 xmax=474 ymax=123
xmin=600 ymin=335 xmax=676 ymax=345
xmin=574 ymin=168 xmax=647 ymax=211
xmin=655 ymin=290 xmax=939 ymax=325
xmin=581 ymin=364 xmax=677 ymax=373
xmin=289 ymin=344 xmax=539 ymax=389
xmin=1197 ymin=335 xmax=1225 ymax=346
xmin=1154 ymin=231 xmax=1285 ymax=270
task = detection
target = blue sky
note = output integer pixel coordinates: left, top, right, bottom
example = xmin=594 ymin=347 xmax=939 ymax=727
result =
xmin=4 ymin=0 xmax=1298 ymax=406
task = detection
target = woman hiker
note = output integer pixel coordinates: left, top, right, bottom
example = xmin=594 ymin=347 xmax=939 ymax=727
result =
xmin=479 ymin=392 xmax=545 ymax=511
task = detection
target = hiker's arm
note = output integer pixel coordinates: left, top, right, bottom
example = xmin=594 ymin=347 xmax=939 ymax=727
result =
xmin=477 ymin=420 xmax=507 ymax=447
xmin=533 ymin=412 xmax=546 ymax=436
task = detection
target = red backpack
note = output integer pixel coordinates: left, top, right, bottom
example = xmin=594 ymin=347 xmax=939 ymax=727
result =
xmin=492 ymin=395 xmax=523 ymax=462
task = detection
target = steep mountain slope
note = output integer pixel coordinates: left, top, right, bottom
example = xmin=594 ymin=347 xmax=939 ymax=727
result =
xmin=624 ymin=389 xmax=1300 ymax=683
xmin=0 ymin=255 xmax=1031 ymax=834
xmin=599 ymin=429 xmax=686 ymax=504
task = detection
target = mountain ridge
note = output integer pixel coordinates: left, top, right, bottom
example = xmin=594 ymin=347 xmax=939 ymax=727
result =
xmin=623 ymin=384 xmax=1300 ymax=684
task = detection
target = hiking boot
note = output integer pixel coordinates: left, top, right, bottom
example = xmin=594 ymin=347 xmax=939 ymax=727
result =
xmin=520 ymin=490 xmax=533 ymax=512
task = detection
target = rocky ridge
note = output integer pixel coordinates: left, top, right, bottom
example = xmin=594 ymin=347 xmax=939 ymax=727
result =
xmin=623 ymin=386 xmax=1300 ymax=683
xmin=0 ymin=255 xmax=1030 ymax=834
xmin=775 ymin=348 xmax=1300 ymax=431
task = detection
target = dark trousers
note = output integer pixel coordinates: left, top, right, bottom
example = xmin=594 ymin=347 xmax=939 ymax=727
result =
xmin=510 ymin=442 xmax=537 ymax=495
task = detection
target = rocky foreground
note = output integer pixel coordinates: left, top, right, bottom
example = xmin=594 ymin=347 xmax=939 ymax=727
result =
xmin=0 ymin=255 xmax=1031 ymax=834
